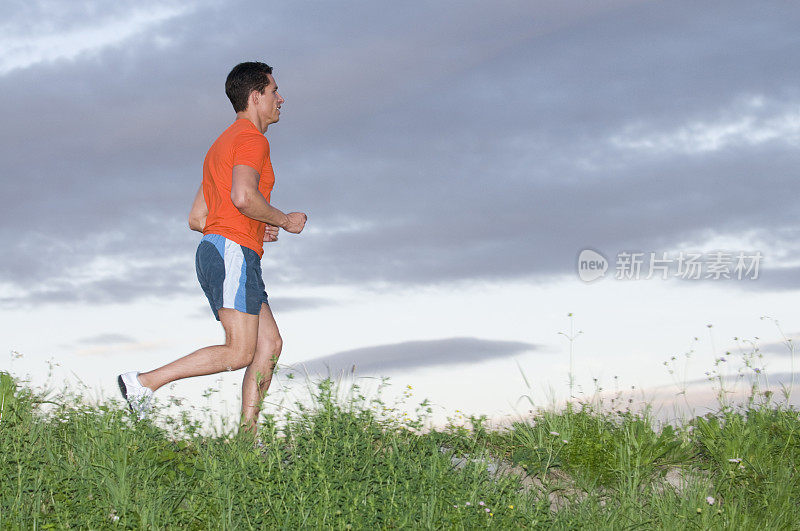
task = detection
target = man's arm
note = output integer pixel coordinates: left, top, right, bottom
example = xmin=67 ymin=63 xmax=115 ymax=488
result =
xmin=231 ymin=165 xmax=307 ymax=233
xmin=188 ymin=184 xmax=208 ymax=232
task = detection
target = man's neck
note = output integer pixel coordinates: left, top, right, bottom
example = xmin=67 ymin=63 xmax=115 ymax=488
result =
xmin=235 ymin=110 xmax=268 ymax=134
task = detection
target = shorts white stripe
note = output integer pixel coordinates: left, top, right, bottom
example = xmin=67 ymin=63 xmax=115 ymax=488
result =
xmin=222 ymin=239 xmax=245 ymax=310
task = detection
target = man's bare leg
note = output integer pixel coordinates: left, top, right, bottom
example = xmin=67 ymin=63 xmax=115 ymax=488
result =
xmin=137 ymin=308 xmax=259 ymax=392
xmin=239 ymin=302 xmax=282 ymax=437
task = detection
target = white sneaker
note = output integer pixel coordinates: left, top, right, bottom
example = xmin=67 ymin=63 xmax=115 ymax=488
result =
xmin=117 ymin=371 xmax=154 ymax=420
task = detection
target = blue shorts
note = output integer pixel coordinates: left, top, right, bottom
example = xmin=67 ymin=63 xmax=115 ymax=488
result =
xmin=195 ymin=234 xmax=269 ymax=321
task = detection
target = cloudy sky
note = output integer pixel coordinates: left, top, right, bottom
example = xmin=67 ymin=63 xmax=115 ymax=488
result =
xmin=3 ymin=0 xmax=800 ymax=430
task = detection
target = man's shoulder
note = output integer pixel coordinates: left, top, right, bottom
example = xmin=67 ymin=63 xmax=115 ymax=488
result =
xmin=211 ymin=119 xmax=260 ymax=140
xmin=232 ymin=123 xmax=267 ymax=143
xmin=205 ymin=121 xmax=270 ymax=171
xmin=232 ymin=126 xmax=269 ymax=159
xmin=208 ymin=121 xmax=264 ymax=151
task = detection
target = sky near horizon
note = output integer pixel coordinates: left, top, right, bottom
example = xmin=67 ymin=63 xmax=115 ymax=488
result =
xmin=2 ymin=0 xmax=800 ymax=430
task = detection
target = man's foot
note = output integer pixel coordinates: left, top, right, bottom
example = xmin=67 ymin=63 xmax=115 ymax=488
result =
xmin=117 ymin=371 xmax=154 ymax=420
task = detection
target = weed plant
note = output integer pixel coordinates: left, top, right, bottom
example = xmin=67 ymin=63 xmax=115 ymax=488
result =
xmin=1 ymin=317 xmax=799 ymax=529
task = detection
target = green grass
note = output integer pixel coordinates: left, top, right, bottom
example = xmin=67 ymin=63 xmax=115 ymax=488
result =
xmin=1 ymin=366 xmax=799 ymax=529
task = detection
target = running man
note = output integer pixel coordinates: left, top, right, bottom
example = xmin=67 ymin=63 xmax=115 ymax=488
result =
xmin=117 ymin=61 xmax=307 ymax=441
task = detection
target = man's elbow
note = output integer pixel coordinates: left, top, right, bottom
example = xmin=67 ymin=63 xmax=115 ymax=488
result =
xmin=231 ymin=191 xmax=250 ymax=213
xmin=188 ymin=217 xmax=203 ymax=232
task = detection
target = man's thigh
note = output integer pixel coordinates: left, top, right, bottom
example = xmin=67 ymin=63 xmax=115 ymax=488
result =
xmin=218 ymin=307 xmax=260 ymax=353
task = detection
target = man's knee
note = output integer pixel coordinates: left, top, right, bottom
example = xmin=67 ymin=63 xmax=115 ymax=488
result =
xmin=265 ymin=334 xmax=283 ymax=357
xmin=219 ymin=308 xmax=260 ymax=369
xmin=229 ymin=343 xmax=257 ymax=370
xmin=255 ymin=334 xmax=282 ymax=364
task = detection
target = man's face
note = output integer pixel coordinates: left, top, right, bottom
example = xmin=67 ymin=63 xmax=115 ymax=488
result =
xmin=254 ymin=74 xmax=284 ymax=125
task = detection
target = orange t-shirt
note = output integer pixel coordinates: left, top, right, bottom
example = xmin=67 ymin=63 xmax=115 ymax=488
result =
xmin=202 ymin=118 xmax=275 ymax=257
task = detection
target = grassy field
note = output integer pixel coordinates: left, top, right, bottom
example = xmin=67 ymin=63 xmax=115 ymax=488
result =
xmin=1 ymin=359 xmax=799 ymax=530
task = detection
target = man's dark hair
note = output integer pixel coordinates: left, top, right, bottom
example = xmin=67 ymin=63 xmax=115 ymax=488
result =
xmin=225 ymin=62 xmax=273 ymax=113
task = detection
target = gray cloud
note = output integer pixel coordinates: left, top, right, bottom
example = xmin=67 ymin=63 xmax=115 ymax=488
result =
xmin=2 ymin=1 xmax=800 ymax=306
xmin=293 ymin=337 xmax=539 ymax=376
xmin=188 ymin=296 xmax=337 ymax=320
xmin=681 ymin=371 xmax=800 ymax=389
xmin=266 ymin=296 xmax=336 ymax=313
xmin=751 ymin=335 xmax=799 ymax=357
xmin=0 ymin=255 xmax=196 ymax=308
xmin=735 ymin=266 xmax=800 ymax=293
xmin=76 ymin=333 xmax=137 ymax=345
xmin=752 ymin=372 xmax=800 ymax=388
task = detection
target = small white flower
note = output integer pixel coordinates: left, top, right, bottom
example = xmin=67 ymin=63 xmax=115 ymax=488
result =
xmin=562 ymin=439 xmax=569 ymax=444
xmin=549 ymin=431 xmax=560 ymax=436
xmin=728 ymin=458 xmax=741 ymax=463
xmin=706 ymin=496 xmax=715 ymax=505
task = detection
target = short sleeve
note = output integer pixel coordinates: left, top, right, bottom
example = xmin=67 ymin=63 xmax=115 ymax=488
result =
xmin=233 ymin=130 xmax=269 ymax=172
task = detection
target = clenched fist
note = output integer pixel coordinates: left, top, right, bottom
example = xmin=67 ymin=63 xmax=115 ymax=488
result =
xmin=283 ymin=212 xmax=307 ymax=234
xmin=263 ymin=224 xmax=280 ymax=242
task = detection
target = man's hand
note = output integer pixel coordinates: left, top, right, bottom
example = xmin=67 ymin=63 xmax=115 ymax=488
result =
xmin=188 ymin=184 xmax=209 ymax=233
xmin=264 ymin=224 xmax=280 ymax=242
xmin=283 ymin=212 xmax=307 ymax=234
